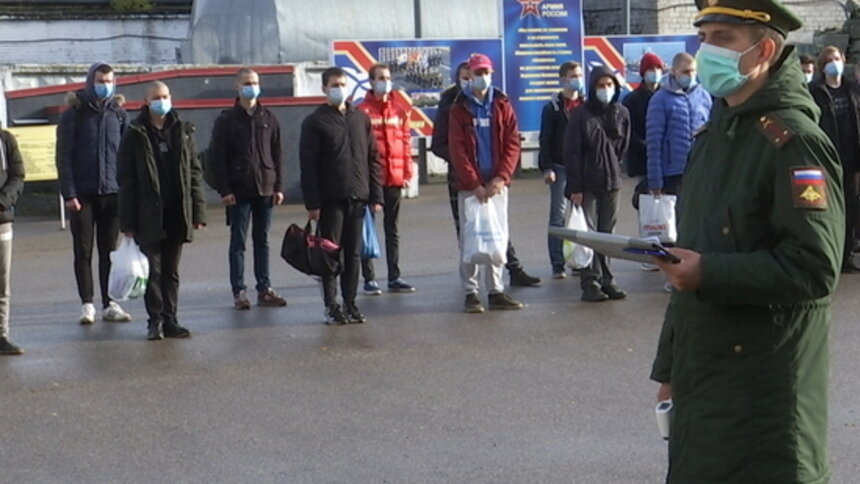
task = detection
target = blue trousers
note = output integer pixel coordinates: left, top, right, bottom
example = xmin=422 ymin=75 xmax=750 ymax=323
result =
xmin=228 ymin=196 xmax=273 ymax=294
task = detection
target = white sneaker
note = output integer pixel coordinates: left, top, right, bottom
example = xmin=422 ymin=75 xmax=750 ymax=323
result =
xmin=640 ymin=262 xmax=659 ymax=272
xmin=79 ymin=303 xmax=96 ymax=325
xmin=102 ymin=301 xmax=132 ymax=322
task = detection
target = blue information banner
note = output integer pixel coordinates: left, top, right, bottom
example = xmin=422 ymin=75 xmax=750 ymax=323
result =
xmin=502 ymin=0 xmax=584 ymax=133
xmin=332 ymin=39 xmax=503 ymax=137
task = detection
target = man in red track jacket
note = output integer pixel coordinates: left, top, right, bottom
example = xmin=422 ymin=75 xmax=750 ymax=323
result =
xmin=448 ymin=53 xmax=524 ymax=314
xmin=357 ymin=64 xmax=416 ymax=295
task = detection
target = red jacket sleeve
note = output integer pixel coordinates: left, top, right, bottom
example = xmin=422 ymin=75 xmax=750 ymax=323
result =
xmin=494 ymin=99 xmax=521 ymax=184
xmin=448 ymin=103 xmax=482 ymax=191
xmin=402 ymin=106 xmax=413 ymax=182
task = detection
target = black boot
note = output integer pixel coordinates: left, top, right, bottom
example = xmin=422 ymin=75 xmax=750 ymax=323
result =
xmin=509 ymin=268 xmax=542 ymax=287
xmin=162 ymin=320 xmax=191 ymax=339
xmin=147 ymin=321 xmax=164 ymax=341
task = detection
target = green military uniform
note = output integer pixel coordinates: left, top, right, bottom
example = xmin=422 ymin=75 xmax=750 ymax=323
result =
xmin=651 ymin=1 xmax=844 ymax=483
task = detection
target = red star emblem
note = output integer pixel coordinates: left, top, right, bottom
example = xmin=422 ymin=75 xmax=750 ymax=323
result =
xmin=518 ymin=0 xmax=542 ymax=18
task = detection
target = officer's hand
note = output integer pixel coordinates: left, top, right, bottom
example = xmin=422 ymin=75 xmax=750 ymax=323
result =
xmin=474 ymin=185 xmax=488 ymax=203
xmin=569 ymin=193 xmax=584 ymax=207
xmin=543 ymin=171 xmax=556 ymax=185
xmin=221 ymin=194 xmax=236 ymax=206
xmin=372 ymin=203 xmax=383 ymax=213
xmin=654 ymin=248 xmax=702 ymax=291
xmin=273 ymin=192 xmax=284 ymax=206
xmin=65 ymin=198 xmax=82 ymax=212
xmin=657 ymin=382 xmax=672 ymax=402
xmin=308 ymin=209 xmax=320 ymax=221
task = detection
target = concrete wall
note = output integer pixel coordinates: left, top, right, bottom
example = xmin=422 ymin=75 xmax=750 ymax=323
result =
xmin=583 ymin=0 xmax=658 ymax=35
xmin=0 ymin=16 xmax=189 ymax=65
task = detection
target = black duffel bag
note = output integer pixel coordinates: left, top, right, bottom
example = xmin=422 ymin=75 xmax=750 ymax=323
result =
xmin=281 ymin=221 xmax=342 ymax=277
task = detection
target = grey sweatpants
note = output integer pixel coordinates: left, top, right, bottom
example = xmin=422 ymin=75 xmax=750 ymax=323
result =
xmin=0 ymin=223 xmax=12 ymax=338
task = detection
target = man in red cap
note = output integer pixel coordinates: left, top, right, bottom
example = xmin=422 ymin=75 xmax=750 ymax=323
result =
xmin=448 ymin=53 xmax=524 ymax=313
xmin=623 ymin=52 xmax=664 ymax=272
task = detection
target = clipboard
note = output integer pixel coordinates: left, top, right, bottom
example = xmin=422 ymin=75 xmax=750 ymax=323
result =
xmin=548 ymin=227 xmax=680 ymax=264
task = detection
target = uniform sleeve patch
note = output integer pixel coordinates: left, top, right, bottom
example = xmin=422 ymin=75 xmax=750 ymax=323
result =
xmin=791 ymin=167 xmax=828 ymax=210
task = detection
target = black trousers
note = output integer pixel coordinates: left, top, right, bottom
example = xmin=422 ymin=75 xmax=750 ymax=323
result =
xmin=843 ymin=174 xmax=858 ymax=267
xmin=319 ymin=200 xmax=364 ymax=307
xmin=446 ymin=169 xmax=522 ymax=272
xmin=141 ymin=234 xmax=184 ymax=326
xmin=581 ymin=190 xmax=619 ymax=290
xmin=69 ymin=193 xmax=119 ymax=308
xmin=361 ymin=187 xmax=402 ymax=282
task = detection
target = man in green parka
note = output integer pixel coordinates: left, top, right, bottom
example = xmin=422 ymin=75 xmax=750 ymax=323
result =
xmin=652 ymin=1 xmax=844 ymax=483
xmin=118 ymin=81 xmax=206 ymax=341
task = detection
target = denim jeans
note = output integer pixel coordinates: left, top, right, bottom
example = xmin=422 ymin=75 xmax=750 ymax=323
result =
xmin=228 ymin=196 xmax=273 ymax=294
xmin=547 ymin=163 xmax=567 ymax=272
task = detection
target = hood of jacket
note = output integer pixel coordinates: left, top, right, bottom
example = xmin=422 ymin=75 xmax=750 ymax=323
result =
xmin=586 ymin=65 xmax=622 ymax=110
xmin=716 ymin=47 xmax=820 ymax=134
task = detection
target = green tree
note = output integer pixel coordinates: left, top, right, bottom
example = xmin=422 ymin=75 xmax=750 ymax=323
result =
xmin=110 ymin=0 xmax=154 ymax=12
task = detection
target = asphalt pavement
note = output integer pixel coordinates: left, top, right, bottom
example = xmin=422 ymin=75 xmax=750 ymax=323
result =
xmin=1 ymin=177 xmax=858 ymax=483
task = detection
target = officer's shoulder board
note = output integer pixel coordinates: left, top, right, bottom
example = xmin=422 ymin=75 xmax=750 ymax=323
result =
xmin=755 ymin=112 xmax=794 ymax=148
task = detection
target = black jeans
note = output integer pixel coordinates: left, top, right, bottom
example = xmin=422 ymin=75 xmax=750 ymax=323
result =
xmin=446 ymin=169 xmax=523 ymax=272
xmin=581 ymin=190 xmax=619 ymax=290
xmin=319 ymin=200 xmax=364 ymax=307
xmin=361 ymin=187 xmax=402 ymax=282
xmin=69 ymin=193 xmax=119 ymax=308
xmin=141 ymin=234 xmax=184 ymax=326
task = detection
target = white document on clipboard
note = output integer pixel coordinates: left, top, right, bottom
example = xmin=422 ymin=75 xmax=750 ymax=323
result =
xmin=548 ymin=227 xmax=680 ymax=264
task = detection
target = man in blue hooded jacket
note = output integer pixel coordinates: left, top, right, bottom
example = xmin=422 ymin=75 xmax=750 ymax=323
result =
xmin=56 ymin=62 xmax=131 ymax=325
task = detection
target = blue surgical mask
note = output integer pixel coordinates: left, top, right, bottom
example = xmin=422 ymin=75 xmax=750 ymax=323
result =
xmin=149 ymin=99 xmax=172 ymax=116
xmin=566 ymin=77 xmax=584 ymax=93
xmin=695 ymin=42 xmax=759 ymax=98
xmin=596 ymin=87 xmax=615 ymax=104
xmin=678 ymin=74 xmax=697 ymax=89
xmin=459 ymin=79 xmax=471 ymax=91
xmin=825 ymin=60 xmax=844 ymax=78
xmin=373 ymin=80 xmax=392 ymax=96
xmin=805 ymin=72 xmax=814 ymax=84
xmin=327 ymin=86 xmax=347 ymax=106
xmin=644 ymin=70 xmax=662 ymax=85
xmin=94 ymin=82 xmax=114 ymax=100
xmin=471 ymin=74 xmax=491 ymax=92
xmin=240 ymin=85 xmax=261 ymax=99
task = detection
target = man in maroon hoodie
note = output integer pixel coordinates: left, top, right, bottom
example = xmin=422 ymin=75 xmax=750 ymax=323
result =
xmin=448 ymin=54 xmax=524 ymax=313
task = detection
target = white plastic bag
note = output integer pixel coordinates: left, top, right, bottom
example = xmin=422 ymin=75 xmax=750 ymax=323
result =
xmin=461 ymin=195 xmax=508 ymax=265
xmin=108 ymin=236 xmax=150 ymax=301
xmin=638 ymin=194 xmax=677 ymax=243
xmin=562 ymin=201 xmax=594 ymax=269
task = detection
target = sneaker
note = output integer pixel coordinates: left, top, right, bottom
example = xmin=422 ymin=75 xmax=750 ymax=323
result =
xmin=363 ymin=281 xmax=383 ymax=296
xmin=162 ymin=321 xmax=191 ymax=339
xmin=146 ymin=321 xmax=163 ymax=341
xmin=344 ymin=304 xmax=367 ymax=324
xmin=488 ymin=292 xmax=524 ymax=310
xmin=233 ymin=291 xmax=251 ymax=310
xmin=464 ymin=293 xmax=485 ymax=313
xmin=79 ymin=303 xmax=96 ymax=325
xmin=102 ymin=301 xmax=132 ymax=322
xmin=325 ymin=304 xmax=348 ymax=326
xmin=388 ymin=279 xmax=416 ymax=293
xmin=0 ymin=337 xmax=23 ymax=355
xmin=552 ymin=268 xmax=568 ymax=279
xmin=581 ymin=286 xmax=609 ymax=303
xmin=602 ymin=285 xmax=627 ymax=300
xmin=640 ymin=262 xmax=659 ymax=272
xmin=258 ymin=288 xmax=287 ymax=307
xmin=509 ymin=268 xmax=542 ymax=287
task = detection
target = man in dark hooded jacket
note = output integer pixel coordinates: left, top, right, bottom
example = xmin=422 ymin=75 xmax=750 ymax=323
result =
xmin=564 ymin=66 xmax=631 ymax=302
xmin=56 ymin=62 xmax=131 ymax=326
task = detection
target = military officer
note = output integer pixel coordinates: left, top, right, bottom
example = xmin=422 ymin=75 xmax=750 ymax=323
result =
xmin=652 ymin=1 xmax=844 ymax=483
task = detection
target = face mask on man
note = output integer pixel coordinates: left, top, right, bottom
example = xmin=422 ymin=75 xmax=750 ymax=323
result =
xmin=459 ymin=79 xmax=471 ymax=91
xmin=566 ymin=77 xmax=584 ymax=93
xmin=94 ymin=82 xmax=114 ymax=100
xmin=373 ymin=80 xmax=393 ymax=96
xmin=240 ymin=85 xmax=261 ymax=99
xmin=678 ymin=74 xmax=697 ymax=89
xmin=644 ymin=70 xmax=662 ymax=85
xmin=327 ymin=86 xmax=347 ymax=106
xmin=824 ymin=60 xmax=845 ymax=78
xmin=149 ymin=99 xmax=172 ymax=116
xmin=805 ymin=72 xmax=814 ymax=84
xmin=695 ymin=42 xmax=760 ymax=98
xmin=471 ymin=74 xmax=492 ymax=92
xmin=595 ymin=87 xmax=615 ymax=104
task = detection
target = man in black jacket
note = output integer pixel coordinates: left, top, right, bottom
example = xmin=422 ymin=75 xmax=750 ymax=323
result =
xmin=0 ymin=128 xmax=25 ymax=355
xmin=300 ymin=67 xmax=384 ymax=325
xmin=118 ymin=81 xmax=207 ymax=341
xmin=809 ymin=45 xmax=860 ymax=272
xmin=56 ymin=62 xmax=132 ymax=325
xmin=622 ymin=52 xmax=664 ymax=179
xmin=209 ymin=68 xmax=287 ymax=309
xmin=565 ymin=66 xmax=631 ymax=302
xmin=431 ymin=62 xmax=541 ymax=287
xmin=539 ymin=61 xmax=584 ymax=278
